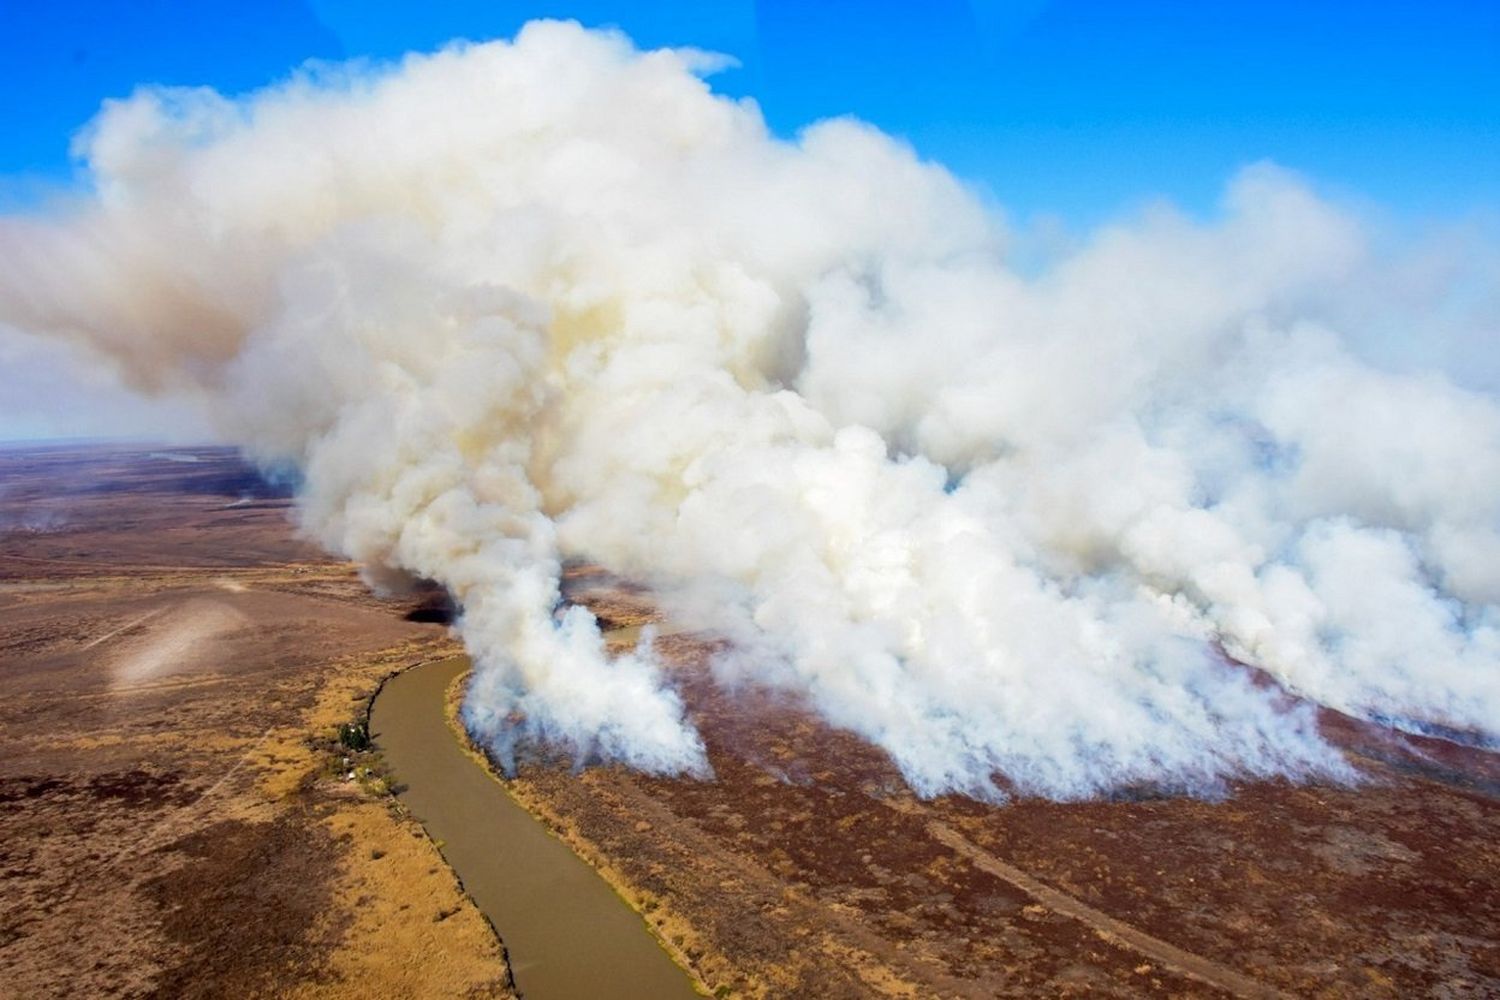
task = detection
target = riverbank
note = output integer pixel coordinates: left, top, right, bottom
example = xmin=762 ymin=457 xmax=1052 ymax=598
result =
xmin=437 ymin=665 xmax=722 ymax=997
xmin=268 ymin=643 xmax=517 ymax=999
xmin=371 ymin=656 xmax=705 ymax=999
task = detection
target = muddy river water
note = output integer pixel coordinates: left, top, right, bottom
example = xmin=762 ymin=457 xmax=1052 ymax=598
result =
xmin=370 ymin=656 xmax=702 ymax=999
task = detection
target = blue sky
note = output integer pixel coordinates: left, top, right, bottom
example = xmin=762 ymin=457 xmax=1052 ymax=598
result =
xmin=2 ymin=1 xmax=1497 ymax=224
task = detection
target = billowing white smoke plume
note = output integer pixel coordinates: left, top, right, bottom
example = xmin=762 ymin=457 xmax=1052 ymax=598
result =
xmin=3 ymin=21 xmax=1497 ymax=798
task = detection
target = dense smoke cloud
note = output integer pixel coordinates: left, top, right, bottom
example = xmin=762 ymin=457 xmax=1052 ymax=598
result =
xmin=2 ymin=21 xmax=1496 ymax=799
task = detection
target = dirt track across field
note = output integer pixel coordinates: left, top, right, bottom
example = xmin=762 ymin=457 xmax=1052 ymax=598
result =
xmin=917 ymin=815 xmax=1287 ymax=999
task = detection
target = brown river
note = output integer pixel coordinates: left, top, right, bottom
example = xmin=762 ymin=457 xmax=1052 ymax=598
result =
xmin=370 ymin=656 xmax=703 ymax=999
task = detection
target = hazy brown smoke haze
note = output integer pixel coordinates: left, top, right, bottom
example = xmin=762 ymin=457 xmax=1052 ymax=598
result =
xmin=3 ymin=21 xmax=1497 ymax=800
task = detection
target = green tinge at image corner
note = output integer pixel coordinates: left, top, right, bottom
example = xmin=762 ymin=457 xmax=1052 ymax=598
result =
xmin=370 ymin=656 xmax=705 ymax=1000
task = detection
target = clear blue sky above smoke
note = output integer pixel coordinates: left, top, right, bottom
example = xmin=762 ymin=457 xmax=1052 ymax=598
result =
xmin=2 ymin=1 xmax=1496 ymax=222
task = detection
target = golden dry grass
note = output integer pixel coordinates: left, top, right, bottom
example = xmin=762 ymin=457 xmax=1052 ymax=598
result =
xmin=270 ymin=645 xmax=517 ymax=999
